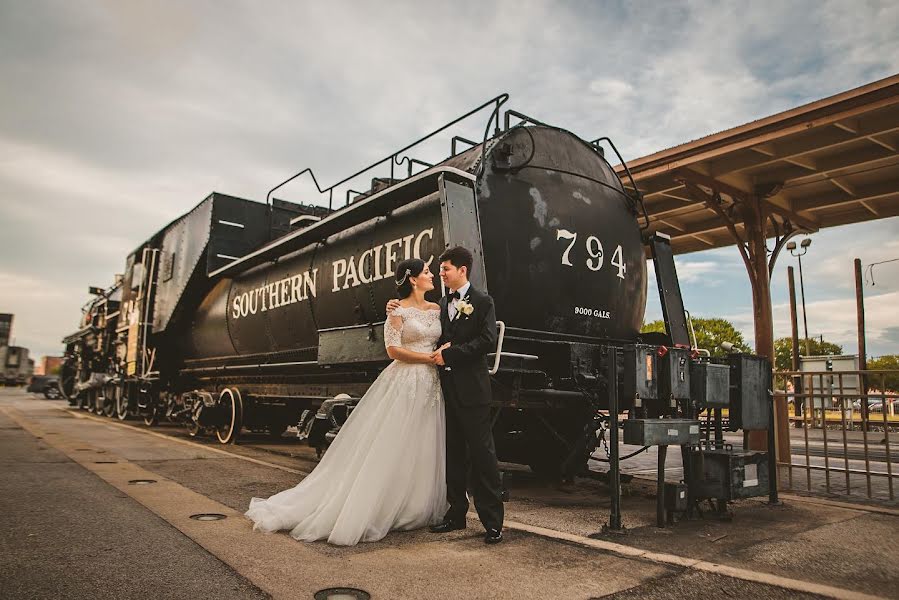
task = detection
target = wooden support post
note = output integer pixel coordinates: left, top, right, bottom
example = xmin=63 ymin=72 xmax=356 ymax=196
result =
xmin=677 ymin=177 xmax=791 ymax=461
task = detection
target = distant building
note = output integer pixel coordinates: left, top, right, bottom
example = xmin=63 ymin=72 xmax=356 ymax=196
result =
xmin=0 ymin=313 xmax=12 ymax=347
xmin=36 ymin=356 xmax=64 ymax=376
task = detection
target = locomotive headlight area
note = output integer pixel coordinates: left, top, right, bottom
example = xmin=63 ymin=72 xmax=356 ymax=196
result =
xmin=60 ymin=95 xmax=783 ymax=538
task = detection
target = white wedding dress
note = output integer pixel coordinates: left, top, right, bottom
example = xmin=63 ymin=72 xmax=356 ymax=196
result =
xmin=245 ymin=306 xmax=448 ymax=546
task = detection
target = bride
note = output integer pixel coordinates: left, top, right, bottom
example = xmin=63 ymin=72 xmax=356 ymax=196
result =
xmin=245 ymin=258 xmax=448 ymax=546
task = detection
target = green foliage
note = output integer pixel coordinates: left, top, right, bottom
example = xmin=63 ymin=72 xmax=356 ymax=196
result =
xmin=867 ymin=355 xmax=899 ymax=391
xmin=641 ymin=317 xmax=752 ymax=357
xmin=773 ymin=337 xmax=843 ymax=372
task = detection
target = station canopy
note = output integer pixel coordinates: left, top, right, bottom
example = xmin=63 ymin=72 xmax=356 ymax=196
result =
xmin=616 ymin=74 xmax=899 ymax=255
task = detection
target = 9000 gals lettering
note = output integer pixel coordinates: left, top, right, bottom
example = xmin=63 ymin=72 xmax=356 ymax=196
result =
xmin=574 ymin=306 xmax=611 ymax=319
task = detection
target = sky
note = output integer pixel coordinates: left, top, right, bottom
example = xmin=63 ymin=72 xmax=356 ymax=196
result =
xmin=1 ymin=0 xmax=898 ymax=361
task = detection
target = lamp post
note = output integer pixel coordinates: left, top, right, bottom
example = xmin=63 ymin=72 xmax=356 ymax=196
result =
xmin=787 ymin=239 xmax=812 ymax=356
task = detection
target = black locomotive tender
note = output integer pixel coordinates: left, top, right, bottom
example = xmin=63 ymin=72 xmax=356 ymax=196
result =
xmin=62 ymin=97 xmax=775 ymax=520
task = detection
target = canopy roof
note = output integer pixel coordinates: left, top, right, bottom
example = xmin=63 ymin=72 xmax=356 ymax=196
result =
xmin=616 ymin=74 xmax=899 ymax=255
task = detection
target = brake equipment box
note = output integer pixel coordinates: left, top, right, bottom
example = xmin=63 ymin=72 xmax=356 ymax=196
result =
xmin=659 ymin=346 xmax=691 ymax=401
xmin=728 ymin=354 xmax=771 ymax=430
xmin=622 ymin=344 xmax=659 ymax=401
xmin=623 ymin=418 xmax=701 ymax=446
xmin=687 ymin=445 xmax=769 ymax=500
xmin=690 ymin=362 xmax=730 ymax=408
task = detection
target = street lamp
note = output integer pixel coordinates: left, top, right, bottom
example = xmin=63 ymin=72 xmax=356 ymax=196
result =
xmin=787 ymin=238 xmax=812 ymax=355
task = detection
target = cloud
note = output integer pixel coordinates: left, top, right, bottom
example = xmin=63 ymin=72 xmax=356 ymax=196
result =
xmin=2 ymin=0 xmax=898 ymax=361
xmin=723 ymin=289 xmax=899 ymax=357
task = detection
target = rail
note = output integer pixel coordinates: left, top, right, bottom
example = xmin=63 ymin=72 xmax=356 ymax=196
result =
xmin=773 ymin=368 xmax=898 ymax=502
xmin=263 ymin=94 xmax=509 ymax=217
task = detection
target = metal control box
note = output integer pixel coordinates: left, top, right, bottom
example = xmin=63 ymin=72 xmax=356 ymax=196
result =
xmin=728 ymin=354 xmax=771 ymax=430
xmin=690 ymin=362 xmax=730 ymax=408
xmin=659 ymin=347 xmax=691 ymax=400
xmin=622 ymin=344 xmax=659 ymax=401
xmin=688 ymin=448 xmax=769 ymax=500
xmin=664 ymin=482 xmax=689 ymax=512
xmin=623 ymin=418 xmax=700 ymax=446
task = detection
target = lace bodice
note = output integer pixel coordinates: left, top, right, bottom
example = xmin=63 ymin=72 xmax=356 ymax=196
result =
xmin=384 ymin=306 xmax=442 ymax=354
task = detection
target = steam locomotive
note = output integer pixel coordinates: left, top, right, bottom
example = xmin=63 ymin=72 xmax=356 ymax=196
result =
xmin=62 ymin=97 xmax=772 ymax=490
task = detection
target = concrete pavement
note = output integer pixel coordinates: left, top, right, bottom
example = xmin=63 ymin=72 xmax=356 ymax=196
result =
xmin=2 ymin=388 xmax=897 ymax=600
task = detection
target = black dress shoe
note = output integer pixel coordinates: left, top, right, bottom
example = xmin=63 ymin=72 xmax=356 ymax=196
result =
xmin=484 ymin=528 xmax=503 ymax=544
xmin=429 ymin=520 xmax=467 ymax=533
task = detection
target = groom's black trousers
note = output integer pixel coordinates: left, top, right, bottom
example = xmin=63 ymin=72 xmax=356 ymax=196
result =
xmin=442 ymin=379 xmax=504 ymax=531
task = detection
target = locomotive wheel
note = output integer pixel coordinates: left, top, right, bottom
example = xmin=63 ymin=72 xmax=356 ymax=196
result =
xmin=116 ymin=389 xmax=129 ymax=420
xmin=215 ymin=388 xmax=243 ymax=444
xmin=60 ymin=368 xmax=77 ymax=403
xmin=142 ymin=402 xmax=159 ymax=427
xmin=102 ymin=384 xmax=116 ymax=417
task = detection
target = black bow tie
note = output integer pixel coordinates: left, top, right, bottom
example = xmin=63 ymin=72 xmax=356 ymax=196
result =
xmin=447 ymin=291 xmax=460 ymax=300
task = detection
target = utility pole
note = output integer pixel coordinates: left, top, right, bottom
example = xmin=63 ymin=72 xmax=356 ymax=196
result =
xmin=855 ymin=258 xmax=869 ymax=432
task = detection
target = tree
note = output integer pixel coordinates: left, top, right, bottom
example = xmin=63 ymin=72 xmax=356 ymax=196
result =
xmin=641 ymin=317 xmax=752 ymax=358
xmin=773 ymin=337 xmax=843 ymax=372
xmin=866 ymin=355 xmax=899 ymax=391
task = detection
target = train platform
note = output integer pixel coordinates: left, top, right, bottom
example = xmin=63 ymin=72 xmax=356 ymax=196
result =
xmin=2 ymin=388 xmax=897 ymax=600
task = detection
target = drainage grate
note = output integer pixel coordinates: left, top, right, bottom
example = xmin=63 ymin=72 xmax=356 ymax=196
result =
xmin=189 ymin=513 xmax=227 ymax=521
xmin=314 ymin=588 xmax=371 ymax=600
xmin=128 ymin=479 xmax=157 ymax=485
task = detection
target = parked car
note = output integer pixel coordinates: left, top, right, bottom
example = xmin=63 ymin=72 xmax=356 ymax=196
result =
xmin=27 ymin=375 xmax=60 ymax=399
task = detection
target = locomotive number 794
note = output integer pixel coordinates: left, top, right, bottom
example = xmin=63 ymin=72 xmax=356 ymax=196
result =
xmin=555 ymin=228 xmax=626 ymax=279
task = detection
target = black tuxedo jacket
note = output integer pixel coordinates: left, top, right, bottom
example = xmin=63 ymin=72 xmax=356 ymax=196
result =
xmin=437 ymin=285 xmax=497 ymax=407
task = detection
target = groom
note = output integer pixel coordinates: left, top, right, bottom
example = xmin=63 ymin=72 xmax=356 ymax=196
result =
xmin=387 ymin=245 xmax=504 ymax=544
xmin=430 ymin=245 xmax=505 ymax=545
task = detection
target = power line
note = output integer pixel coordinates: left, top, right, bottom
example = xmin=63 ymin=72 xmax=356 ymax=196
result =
xmin=865 ymin=257 xmax=899 ymax=286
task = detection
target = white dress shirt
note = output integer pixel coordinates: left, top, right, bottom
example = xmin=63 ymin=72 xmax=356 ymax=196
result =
xmin=447 ymin=281 xmax=471 ymax=320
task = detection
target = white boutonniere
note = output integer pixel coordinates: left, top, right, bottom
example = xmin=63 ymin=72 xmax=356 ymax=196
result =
xmin=455 ymin=299 xmax=475 ymax=318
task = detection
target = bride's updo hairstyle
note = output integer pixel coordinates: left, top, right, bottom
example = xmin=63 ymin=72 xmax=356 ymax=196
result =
xmin=394 ymin=258 xmax=425 ymax=299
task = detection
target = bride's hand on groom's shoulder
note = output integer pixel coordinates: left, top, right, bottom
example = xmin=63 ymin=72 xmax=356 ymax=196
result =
xmin=385 ymin=299 xmax=402 ymax=314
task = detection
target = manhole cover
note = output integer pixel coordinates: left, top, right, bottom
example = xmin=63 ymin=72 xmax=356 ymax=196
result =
xmin=128 ymin=479 xmax=156 ymax=485
xmin=189 ymin=513 xmax=227 ymax=521
xmin=314 ymin=588 xmax=371 ymax=600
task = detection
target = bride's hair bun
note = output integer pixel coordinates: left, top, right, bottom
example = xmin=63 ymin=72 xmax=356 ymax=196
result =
xmin=394 ymin=258 xmax=426 ymax=298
